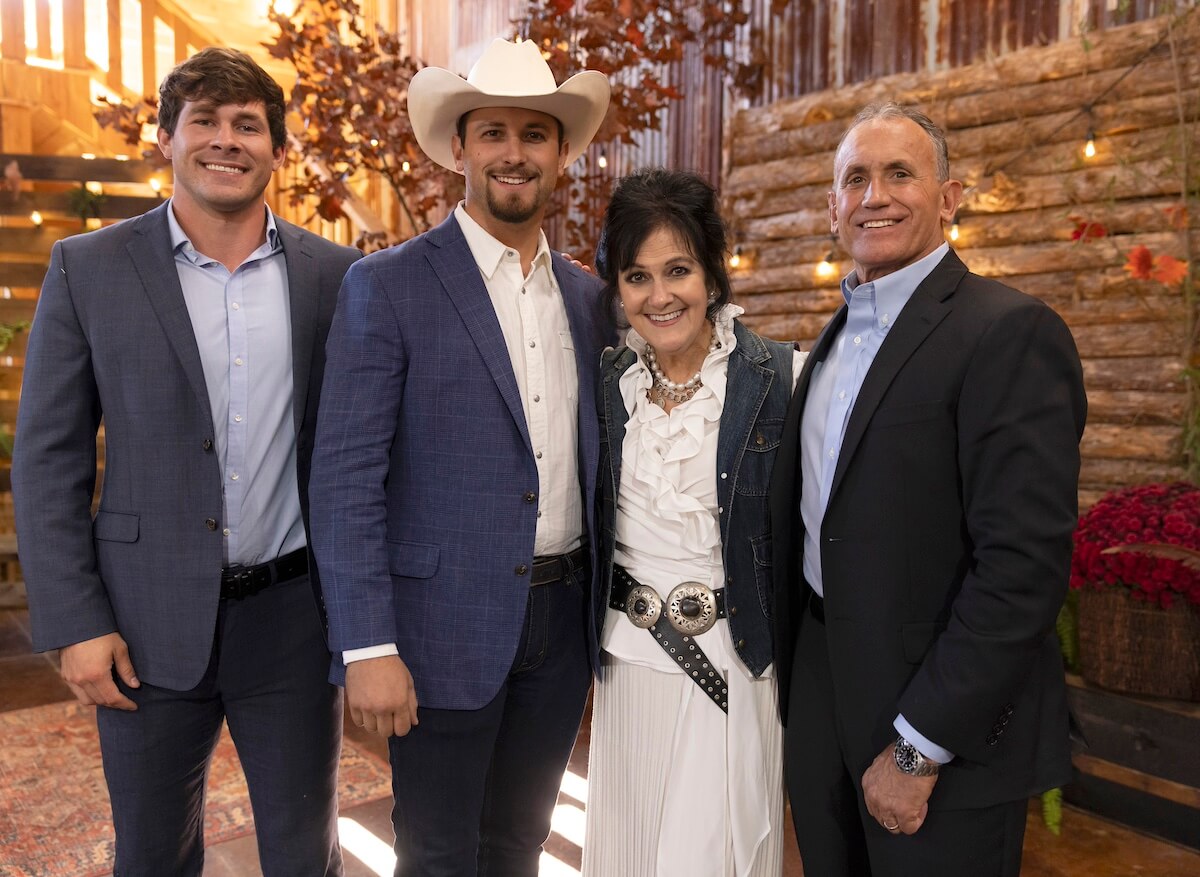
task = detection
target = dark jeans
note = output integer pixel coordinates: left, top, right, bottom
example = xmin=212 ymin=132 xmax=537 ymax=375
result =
xmin=387 ymin=567 xmax=592 ymax=877
xmin=97 ymin=574 xmax=344 ymax=877
xmin=784 ymin=607 xmax=1027 ymax=877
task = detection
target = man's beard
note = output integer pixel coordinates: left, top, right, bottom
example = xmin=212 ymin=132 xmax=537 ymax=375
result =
xmin=486 ymin=176 xmax=548 ymax=225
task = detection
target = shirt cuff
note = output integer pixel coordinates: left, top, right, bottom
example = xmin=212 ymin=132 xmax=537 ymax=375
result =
xmin=894 ymin=714 xmax=955 ymax=764
xmin=343 ymin=643 xmax=399 ymax=665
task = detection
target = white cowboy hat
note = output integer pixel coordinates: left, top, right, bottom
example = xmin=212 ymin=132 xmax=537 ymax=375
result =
xmin=408 ymin=38 xmax=611 ymax=174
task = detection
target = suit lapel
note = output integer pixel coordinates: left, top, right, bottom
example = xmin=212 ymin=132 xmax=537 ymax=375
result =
xmin=427 ymin=216 xmax=533 ymax=451
xmin=553 ymin=258 xmax=601 ymax=488
xmin=827 ymin=252 xmax=965 ymax=503
xmin=124 ymin=203 xmax=210 ymax=409
xmin=278 ymin=218 xmax=318 ymax=434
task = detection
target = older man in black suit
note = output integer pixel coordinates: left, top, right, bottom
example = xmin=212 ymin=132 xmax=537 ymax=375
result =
xmin=770 ymin=103 xmax=1086 ymax=876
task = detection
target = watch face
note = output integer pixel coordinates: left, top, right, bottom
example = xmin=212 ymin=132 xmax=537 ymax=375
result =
xmin=895 ymin=740 xmax=919 ymax=773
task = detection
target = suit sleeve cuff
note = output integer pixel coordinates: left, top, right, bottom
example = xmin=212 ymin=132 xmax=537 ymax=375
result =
xmin=343 ymin=643 xmax=399 ymax=665
xmin=894 ymin=714 xmax=955 ymax=764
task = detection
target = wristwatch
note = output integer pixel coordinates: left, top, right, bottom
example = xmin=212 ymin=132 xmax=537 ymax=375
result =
xmin=894 ymin=735 xmax=941 ymax=776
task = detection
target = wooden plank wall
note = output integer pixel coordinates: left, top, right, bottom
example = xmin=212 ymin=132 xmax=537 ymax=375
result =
xmin=723 ymin=13 xmax=1199 ymax=507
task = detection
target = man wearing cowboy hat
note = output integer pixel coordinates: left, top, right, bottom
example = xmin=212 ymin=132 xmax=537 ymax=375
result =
xmin=309 ymin=38 xmax=612 ymax=876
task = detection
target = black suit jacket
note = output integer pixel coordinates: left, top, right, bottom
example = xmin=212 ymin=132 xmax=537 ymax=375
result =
xmin=769 ymin=249 xmax=1086 ymax=809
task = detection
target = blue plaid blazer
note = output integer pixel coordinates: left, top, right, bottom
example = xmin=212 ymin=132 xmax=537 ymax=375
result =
xmin=310 ymin=214 xmax=611 ymax=709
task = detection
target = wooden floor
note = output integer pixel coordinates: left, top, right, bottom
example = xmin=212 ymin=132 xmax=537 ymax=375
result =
xmin=1 ymin=606 xmax=1197 ymax=876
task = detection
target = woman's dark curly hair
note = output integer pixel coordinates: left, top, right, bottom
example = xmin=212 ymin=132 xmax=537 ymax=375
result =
xmin=594 ymin=168 xmax=733 ymax=327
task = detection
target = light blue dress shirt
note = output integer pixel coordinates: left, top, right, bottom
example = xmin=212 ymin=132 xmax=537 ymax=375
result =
xmin=799 ymin=242 xmax=955 ymax=764
xmin=167 ymin=202 xmax=304 ymax=567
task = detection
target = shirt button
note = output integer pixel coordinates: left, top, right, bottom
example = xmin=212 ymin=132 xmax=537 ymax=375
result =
xmin=729 ymin=606 xmax=738 ymax=617
xmin=533 ymin=395 xmax=540 ymax=403
xmin=529 ymin=340 xmax=536 ymax=348
xmin=521 ymin=287 xmax=527 ymax=295
xmin=234 ymin=357 xmax=243 ymax=366
xmin=234 ymin=414 xmax=243 ymax=423
xmin=535 ymin=451 xmax=543 ymax=459
xmin=524 ymin=491 xmax=537 ymax=503
xmin=755 ymin=434 xmax=765 ymax=446
xmin=736 ymin=638 xmax=745 ymax=650
xmin=828 ymin=448 xmax=836 ymax=459
xmin=515 ymin=564 xmax=529 ymax=576
xmin=720 ymin=472 xmax=728 ymax=480
xmin=222 ymin=528 xmax=231 ymax=536
xmin=205 ymin=518 xmax=218 ymax=531
xmin=853 ymin=335 xmax=862 ymax=344
xmin=232 ymin=302 xmax=240 ymax=310
xmin=838 ymin=391 xmax=846 ymax=400
xmin=881 ymin=314 xmax=890 ymax=325
xmin=202 ymin=438 xmax=213 ymax=451
xmin=230 ymin=472 xmax=239 ymax=481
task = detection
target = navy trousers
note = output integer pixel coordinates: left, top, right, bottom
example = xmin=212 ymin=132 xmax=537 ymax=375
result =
xmin=97 ymin=574 xmax=344 ymax=877
xmin=386 ymin=566 xmax=592 ymax=877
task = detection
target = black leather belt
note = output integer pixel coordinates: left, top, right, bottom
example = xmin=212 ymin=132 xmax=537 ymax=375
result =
xmin=531 ymin=544 xmax=588 ymax=586
xmin=221 ymin=547 xmax=308 ymax=600
xmin=610 ymin=566 xmax=729 ymax=713
xmin=808 ymin=591 xmax=825 ymax=624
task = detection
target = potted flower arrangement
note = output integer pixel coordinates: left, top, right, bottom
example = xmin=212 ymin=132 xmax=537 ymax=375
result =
xmin=1069 ymin=482 xmax=1200 ymax=701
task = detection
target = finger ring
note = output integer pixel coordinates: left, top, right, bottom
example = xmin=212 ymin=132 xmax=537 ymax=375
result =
xmin=883 ymin=820 xmax=899 ymax=831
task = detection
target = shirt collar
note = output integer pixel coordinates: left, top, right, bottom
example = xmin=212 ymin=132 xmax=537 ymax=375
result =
xmin=166 ymin=199 xmax=279 ymax=264
xmin=454 ymin=202 xmax=552 ymax=281
xmin=840 ymin=242 xmax=949 ymax=319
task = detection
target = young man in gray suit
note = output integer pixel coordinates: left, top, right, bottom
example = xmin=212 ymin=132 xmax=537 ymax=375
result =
xmin=12 ymin=48 xmax=359 ymax=876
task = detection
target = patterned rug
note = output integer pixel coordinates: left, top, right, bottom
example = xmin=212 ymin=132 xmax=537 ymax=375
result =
xmin=0 ymin=700 xmax=392 ymax=877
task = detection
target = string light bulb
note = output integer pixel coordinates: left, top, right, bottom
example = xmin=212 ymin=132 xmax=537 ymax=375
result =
xmin=401 ymin=160 xmax=411 ymax=173
xmin=149 ymin=177 xmax=162 ymax=194
xmin=30 ymin=210 xmax=43 ymax=226
xmin=728 ymin=245 xmax=742 ymax=269
xmin=816 ymin=235 xmax=837 ymax=278
xmin=1083 ymin=128 xmax=1096 ymax=159
xmin=597 ymin=148 xmax=608 ymax=170
xmin=949 ymin=213 xmax=961 ymax=242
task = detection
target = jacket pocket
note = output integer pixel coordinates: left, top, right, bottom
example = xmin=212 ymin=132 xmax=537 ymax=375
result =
xmin=872 ymin=400 xmax=945 ymax=428
xmin=387 ymin=540 xmax=440 ymax=578
xmin=93 ymin=510 xmax=139 ymax=543
xmin=751 ymin=532 xmax=774 ymax=620
xmin=901 ymin=621 xmax=946 ymax=663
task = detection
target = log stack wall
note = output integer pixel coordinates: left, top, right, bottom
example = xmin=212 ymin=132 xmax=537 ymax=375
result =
xmin=724 ymin=13 xmax=1200 ymax=507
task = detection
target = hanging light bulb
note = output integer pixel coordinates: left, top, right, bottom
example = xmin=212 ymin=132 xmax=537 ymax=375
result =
xmin=401 ymin=159 xmax=411 ymax=173
xmin=728 ymin=245 xmax=742 ymax=269
xmin=816 ymin=235 xmax=837 ymax=278
xmin=30 ymin=210 xmax=43 ymax=226
xmin=949 ymin=213 xmax=961 ymax=242
xmin=597 ymin=148 xmax=608 ymax=170
xmin=1083 ymin=128 xmax=1096 ymax=159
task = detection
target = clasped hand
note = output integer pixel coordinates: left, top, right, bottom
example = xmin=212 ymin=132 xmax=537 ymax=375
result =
xmin=861 ymin=743 xmax=938 ymax=836
xmin=346 ymin=654 xmax=420 ymax=738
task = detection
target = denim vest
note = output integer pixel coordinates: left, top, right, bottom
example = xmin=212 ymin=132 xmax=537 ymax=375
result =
xmin=595 ymin=320 xmax=794 ymax=676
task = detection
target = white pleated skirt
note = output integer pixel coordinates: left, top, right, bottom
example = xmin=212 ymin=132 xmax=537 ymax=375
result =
xmin=581 ymin=652 xmax=784 ymax=877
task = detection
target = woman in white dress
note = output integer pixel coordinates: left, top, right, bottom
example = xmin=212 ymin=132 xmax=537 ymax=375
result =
xmin=582 ymin=168 xmax=804 ymax=877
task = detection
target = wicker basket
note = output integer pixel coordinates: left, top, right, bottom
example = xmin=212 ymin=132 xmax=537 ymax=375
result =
xmin=1077 ymin=587 xmax=1200 ymax=702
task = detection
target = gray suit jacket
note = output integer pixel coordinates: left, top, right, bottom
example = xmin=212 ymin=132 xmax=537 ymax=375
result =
xmin=12 ymin=201 xmax=360 ymax=690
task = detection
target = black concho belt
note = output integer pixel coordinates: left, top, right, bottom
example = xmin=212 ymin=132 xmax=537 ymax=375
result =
xmin=609 ymin=566 xmax=729 ymax=713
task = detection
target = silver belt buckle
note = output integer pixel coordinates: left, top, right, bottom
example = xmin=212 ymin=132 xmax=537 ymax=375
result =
xmin=625 ymin=584 xmax=662 ymax=629
xmin=666 ymin=582 xmax=718 ymax=635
